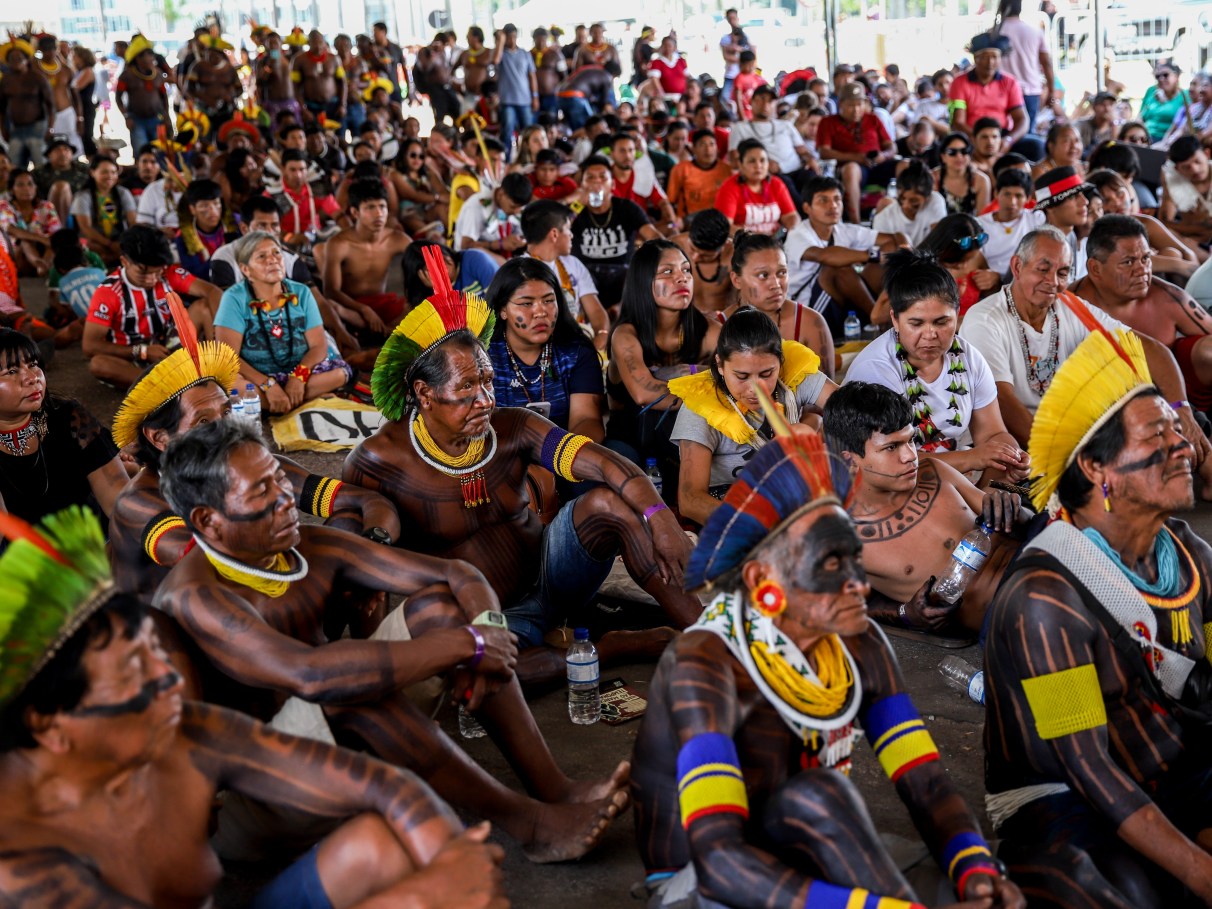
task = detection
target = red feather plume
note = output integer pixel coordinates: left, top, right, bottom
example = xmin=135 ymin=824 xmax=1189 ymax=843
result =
xmin=420 ymin=244 xmax=467 ymax=334
xmin=0 ymin=511 xmax=69 ymax=565
xmin=166 ymin=292 xmax=200 ymax=373
xmin=1058 ymin=291 xmax=1141 ymax=378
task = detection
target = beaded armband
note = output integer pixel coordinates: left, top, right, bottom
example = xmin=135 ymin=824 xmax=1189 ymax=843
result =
xmin=942 ymin=831 xmax=999 ymax=898
xmin=1021 ymin=663 xmax=1107 ymax=740
xmin=864 ymin=693 xmax=940 ymax=783
xmin=804 ymin=881 xmax=926 ymax=909
xmin=142 ymin=510 xmax=188 ymax=566
xmin=300 ymin=475 xmax=343 ymax=519
xmin=676 ymin=732 xmax=749 ymax=829
xmin=539 ymin=426 xmax=592 ymax=482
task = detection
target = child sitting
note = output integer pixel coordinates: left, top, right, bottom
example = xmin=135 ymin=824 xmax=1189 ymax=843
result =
xmin=528 ymin=149 xmax=579 ymax=201
xmin=46 ymin=229 xmax=107 ymax=346
xmin=872 ymin=160 xmax=947 ymax=246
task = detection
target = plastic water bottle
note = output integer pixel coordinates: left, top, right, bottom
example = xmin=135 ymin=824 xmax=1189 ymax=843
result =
xmin=939 ymin=655 xmax=985 ymax=704
xmin=933 ymin=520 xmax=992 ymax=604
xmin=886 ymin=177 xmax=898 ymax=200
xmin=843 ymin=311 xmax=862 ymax=342
xmin=241 ymin=383 xmax=262 ymax=429
xmin=229 ymin=389 xmax=244 ymax=422
xmin=645 ymin=458 xmax=663 ymax=497
xmin=458 ymin=704 xmax=487 ymax=739
xmin=567 ymin=628 xmax=600 ymax=725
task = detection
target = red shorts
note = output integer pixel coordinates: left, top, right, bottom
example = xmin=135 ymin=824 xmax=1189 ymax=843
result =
xmin=354 ymin=293 xmax=408 ymax=328
xmin=1172 ymin=335 xmax=1212 ymax=413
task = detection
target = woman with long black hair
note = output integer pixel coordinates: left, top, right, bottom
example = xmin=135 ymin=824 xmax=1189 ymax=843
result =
xmin=605 ymin=239 xmax=719 ymax=496
xmin=70 ymin=156 xmax=136 ymax=267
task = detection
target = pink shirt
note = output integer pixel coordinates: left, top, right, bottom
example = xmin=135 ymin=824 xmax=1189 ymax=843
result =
xmin=995 ymin=17 xmax=1046 ymax=95
xmin=948 ymin=70 xmax=1026 ymax=131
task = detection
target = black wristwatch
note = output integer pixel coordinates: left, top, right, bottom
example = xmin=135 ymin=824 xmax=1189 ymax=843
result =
xmin=362 ymin=526 xmax=392 ymax=545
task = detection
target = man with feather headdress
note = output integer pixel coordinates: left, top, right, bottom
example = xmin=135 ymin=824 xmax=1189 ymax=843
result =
xmin=631 ymin=411 xmax=1023 ymax=909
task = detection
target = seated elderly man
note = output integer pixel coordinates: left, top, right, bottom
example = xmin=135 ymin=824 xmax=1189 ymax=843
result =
xmin=344 ymin=246 xmax=699 ymax=682
xmin=985 ymin=327 xmax=1212 ymax=907
xmin=108 ymin=335 xmax=399 ymax=603
xmin=958 ymin=227 xmax=1212 ymax=478
xmin=631 ymin=427 xmax=1024 ymax=909
xmin=0 ymin=506 xmax=506 ymax=909
xmin=824 ymin=382 xmax=1026 ymax=635
xmin=1073 ymin=214 xmax=1212 ymax=438
xmin=157 ymin=419 xmax=627 ymax=863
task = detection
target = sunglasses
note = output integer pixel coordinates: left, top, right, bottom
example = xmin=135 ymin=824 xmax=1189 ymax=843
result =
xmin=943 ymin=146 xmax=972 ymax=157
xmin=1156 ymin=72 xmax=1174 ymax=80
xmin=956 ymin=232 xmax=989 ymax=250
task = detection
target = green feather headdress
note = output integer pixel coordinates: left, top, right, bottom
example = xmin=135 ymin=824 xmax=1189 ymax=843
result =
xmin=372 ymin=245 xmax=496 ymax=422
xmin=0 ymin=507 xmax=115 ymax=708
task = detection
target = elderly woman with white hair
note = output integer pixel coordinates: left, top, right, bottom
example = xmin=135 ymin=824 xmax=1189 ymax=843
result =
xmin=214 ymin=230 xmax=352 ymax=415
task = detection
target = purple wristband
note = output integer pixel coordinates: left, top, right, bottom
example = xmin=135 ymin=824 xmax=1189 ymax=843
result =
xmin=465 ymin=625 xmax=486 ymax=668
xmin=642 ymin=502 xmax=669 ymax=524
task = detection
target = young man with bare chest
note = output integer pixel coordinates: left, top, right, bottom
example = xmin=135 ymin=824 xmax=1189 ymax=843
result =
xmin=531 ymin=28 xmax=565 ymax=115
xmin=183 ymin=38 xmax=242 ymax=136
xmin=0 ymin=40 xmax=55 ymax=170
xmin=323 ymin=181 xmax=412 ymax=336
xmin=157 ymin=419 xmax=628 ymax=864
xmin=345 ymin=247 xmax=701 ymax=667
xmin=672 ymin=209 xmax=736 ymax=317
xmin=455 ymin=27 xmax=492 ymax=110
xmin=36 ymin=34 xmax=82 ymax=156
xmin=0 ymin=506 xmax=508 ymax=909
xmin=1074 ymin=214 xmax=1212 ymax=426
xmin=257 ymin=31 xmax=302 ymax=125
xmin=824 ymin=382 xmax=1026 ymax=633
xmin=293 ymin=31 xmax=346 ymax=125
xmin=116 ymin=36 xmax=171 ymax=155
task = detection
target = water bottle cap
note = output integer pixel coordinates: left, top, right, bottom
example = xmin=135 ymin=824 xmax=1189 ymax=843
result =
xmin=245 ymin=382 xmax=256 ymax=391
xmin=847 ymin=310 xmax=857 ymax=317
xmin=230 ymin=389 xmax=239 ymax=396
xmin=645 ymin=458 xmax=658 ymax=469
xmin=573 ymin=627 xmax=590 ymax=641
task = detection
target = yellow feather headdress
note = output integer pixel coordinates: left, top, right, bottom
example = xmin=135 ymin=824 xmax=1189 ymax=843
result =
xmin=124 ymin=32 xmax=155 ymax=63
xmin=0 ymin=33 xmax=35 ymax=63
xmin=1028 ymin=319 xmax=1152 ymax=515
xmin=111 ymin=293 xmax=241 ymax=449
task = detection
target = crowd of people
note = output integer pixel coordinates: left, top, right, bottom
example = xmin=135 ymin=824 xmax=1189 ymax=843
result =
xmin=2 ymin=2 xmax=1212 ymax=907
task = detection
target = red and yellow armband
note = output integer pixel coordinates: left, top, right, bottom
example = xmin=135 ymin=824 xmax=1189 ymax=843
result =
xmin=676 ymin=732 xmax=749 ymax=829
xmin=300 ymin=474 xmax=343 ymax=520
xmin=539 ymin=426 xmax=592 ymax=482
xmin=805 ymin=880 xmax=926 ymax=909
xmin=142 ymin=510 xmax=188 ymax=566
xmin=864 ymin=693 xmax=940 ymax=783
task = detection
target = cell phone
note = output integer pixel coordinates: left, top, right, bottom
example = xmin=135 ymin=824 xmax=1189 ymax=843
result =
xmin=526 ymin=401 xmax=552 ymax=418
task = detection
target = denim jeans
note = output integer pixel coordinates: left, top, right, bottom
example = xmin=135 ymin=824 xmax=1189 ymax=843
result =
xmin=7 ymin=119 xmax=47 ymax=169
xmin=557 ymin=96 xmax=594 ymax=131
xmin=499 ymin=103 xmax=534 ymax=157
xmin=130 ymin=115 xmax=163 ymax=155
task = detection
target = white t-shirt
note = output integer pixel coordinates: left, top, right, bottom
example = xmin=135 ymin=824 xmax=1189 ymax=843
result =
xmin=729 ymin=119 xmax=805 ymax=174
xmin=958 ymin=286 xmax=1127 ymax=412
xmin=976 ymin=209 xmax=1046 ymax=275
xmin=844 ymin=328 xmax=998 ymax=452
xmin=524 ymin=252 xmax=598 ymax=320
xmin=135 ymin=179 xmax=181 ymax=232
xmin=872 ymin=192 xmax=947 ymax=247
xmin=453 ymin=192 xmax=522 ymax=249
xmin=784 ymin=221 xmax=878 ymax=299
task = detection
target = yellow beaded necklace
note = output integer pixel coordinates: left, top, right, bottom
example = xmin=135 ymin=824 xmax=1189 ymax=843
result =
xmin=749 ymin=633 xmax=854 ymax=718
xmin=409 ymin=412 xmax=495 ymax=508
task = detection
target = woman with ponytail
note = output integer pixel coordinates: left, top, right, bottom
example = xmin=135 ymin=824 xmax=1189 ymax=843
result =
xmin=844 ymin=248 xmax=1029 ymax=483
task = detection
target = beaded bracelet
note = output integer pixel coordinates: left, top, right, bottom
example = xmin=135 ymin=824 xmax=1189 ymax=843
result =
xmin=291 ymin=364 xmax=312 ymax=384
xmin=464 ymin=624 xmax=486 ymax=668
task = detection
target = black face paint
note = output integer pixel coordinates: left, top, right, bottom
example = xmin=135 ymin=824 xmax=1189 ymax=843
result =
xmin=220 ymin=501 xmax=278 ymax=523
xmin=793 ymin=512 xmax=866 ymax=594
xmin=71 ymin=671 xmax=181 ymax=718
xmin=1112 ymin=441 xmax=1191 ymax=475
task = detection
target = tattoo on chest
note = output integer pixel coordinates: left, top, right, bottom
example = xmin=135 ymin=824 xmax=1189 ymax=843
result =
xmin=855 ymin=463 xmax=941 ymax=542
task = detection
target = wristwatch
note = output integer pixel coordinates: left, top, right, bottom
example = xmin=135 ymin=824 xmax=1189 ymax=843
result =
xmin=362 ymin=526 xmax=392 ymax=545
xmin=867 ymin=246 xmax=881 ymax=264
xmin=259 ymin=377 xmax=277 ymax=392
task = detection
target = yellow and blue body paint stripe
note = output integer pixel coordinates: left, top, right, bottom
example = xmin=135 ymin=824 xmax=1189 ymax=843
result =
xmin=676 ymin=732 xmax=749 ymax=829
xmin=864 ymin=693 xmax=940 ymax=783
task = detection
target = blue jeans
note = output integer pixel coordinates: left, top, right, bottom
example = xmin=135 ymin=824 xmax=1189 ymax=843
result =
xmin=7 ymin=119 xmax=47 ymax=169
xmin=539 ymin=94 xmax=558 ymax=115
xmin=504 ymin=498 xmax=615 ymax=647
xmin=251 ymin=846 xmax=332 ymax=909
xmin=343 ymin=101 xmax=366 ymax=138
xmin=557 ymin=96 xmax=594 ymax=131
xmin=499 ymin=104 xmax=534 ymax=158
xmin=130 ymin=115 xmax=163 ymax=155
xmin=1023 ymin=94 xmax=1041 ymax=131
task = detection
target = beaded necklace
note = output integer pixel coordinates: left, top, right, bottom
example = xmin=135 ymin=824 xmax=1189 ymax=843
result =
xmin=409 ymin=411 xmax=496 ymax=508
xmin=1004 ymin=285 xmax=1060 ymax=396
xmin=0 ymin=411 xmax=47 ymax=456
xmin=249 ymin=287 xmax=302 ymax=369
xmin=194 ymin=536 xmax=309 ymax=598
xmin=895 ymin=333 xmax=968 ymax=450
xmin=505 ymin=341 xmax=551 ymax=401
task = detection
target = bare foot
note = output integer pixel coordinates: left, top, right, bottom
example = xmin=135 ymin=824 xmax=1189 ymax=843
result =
xmin=561 ymin=759 xmax=630 ymax=805
xmin=522 ymin=789 xmax=630 ymax=863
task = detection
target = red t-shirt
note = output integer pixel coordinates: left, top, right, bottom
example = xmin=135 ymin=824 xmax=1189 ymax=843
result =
xmin=612 ymin=168 xmax=667 ymax=210
xmin=714 ymin=176 xmax=794 ymax=234
xmin=816 ymin=113 xmax=890 ymax=157
xmin=272 ymin=185 xmax=341 ymax=236
xmin=529 ymin=174 xmax=579 ymax=201
xmin=86 ymin=266 xmax=197 ymax=346
xmin=648 ymin=56 xmax=688 ymax=95
xmin=732 ymin=72 xmax=767 ymax=120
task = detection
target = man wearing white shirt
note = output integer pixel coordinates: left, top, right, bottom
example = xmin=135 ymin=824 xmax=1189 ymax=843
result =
xmin=959 ymin=226 xmax=1206 ymax=457
xmin=135 ymin=176 xmax=183 ymax=238
xmin=453 ymin=172 xmax=533 ymax=264
xmin=728 ymin=86 xmax=814 ymax=204
xmin=521 ymin=199 xmax=611 ymax=350
xmin=976 ymin=168 xmax=1046 ymax=275
xmin=871 ymin=162 xmax=947 ymax=247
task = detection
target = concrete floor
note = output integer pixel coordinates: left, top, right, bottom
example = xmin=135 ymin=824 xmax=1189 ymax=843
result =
xmin=28 ymin=270 xmax=1212 ymax=908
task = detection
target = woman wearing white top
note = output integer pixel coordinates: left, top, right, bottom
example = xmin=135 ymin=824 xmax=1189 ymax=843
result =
xmin=845 ymin=249 xmax=1030 ymax=485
